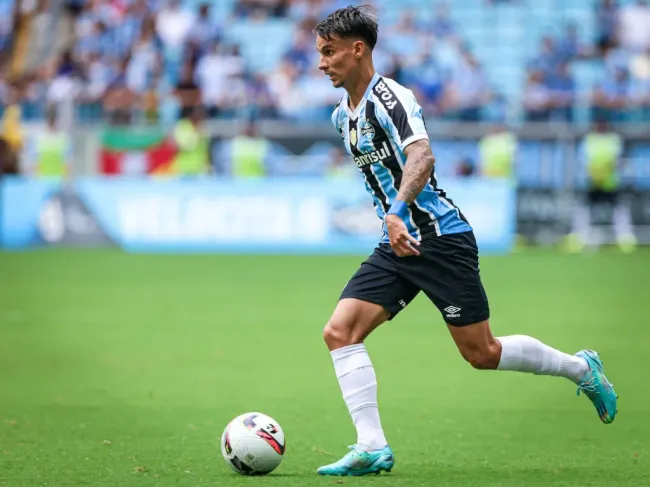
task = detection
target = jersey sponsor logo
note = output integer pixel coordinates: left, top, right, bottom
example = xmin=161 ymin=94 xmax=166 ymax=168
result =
xmin=359 ymin=120 xmax=375 ymax=141
xmin=374 ymin=81 xmax=398 ymax=110
xmin=353 ymin=140 xmax=392 ymax=168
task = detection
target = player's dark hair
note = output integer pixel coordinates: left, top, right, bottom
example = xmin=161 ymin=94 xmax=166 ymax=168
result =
xmin=313 ymin=5 xmax=378 ymax=50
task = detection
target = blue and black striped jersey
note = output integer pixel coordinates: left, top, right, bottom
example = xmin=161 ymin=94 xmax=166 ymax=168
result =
xmin=332 ymin=73 xmax=472 ymax=242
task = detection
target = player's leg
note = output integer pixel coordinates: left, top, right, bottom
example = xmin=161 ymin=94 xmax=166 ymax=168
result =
xmin=318 ymin=245 xmax=418 ymax=476
xmin=447 ymin=319 xmax=588 ymax=381
xmin=447 ymin=320 xmax=618 ymax=424
xmin=402 ymin=231 xmax=618 ymax=424
xmin=566 ymin=189 xmax=595 ymax=252
xmin=323 ymin=297 xmax=391 ymax=454
xmin=610 ymin=191 xmax=637 ymax=252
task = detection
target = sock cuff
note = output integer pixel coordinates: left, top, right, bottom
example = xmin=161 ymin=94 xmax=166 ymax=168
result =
xmin=331 ymin=344 xmax=372 ymax=378
xmin=331 ymin=343 xmax=366 ymax=361
xmin=496 ymin=335 xmax=524 ymax=370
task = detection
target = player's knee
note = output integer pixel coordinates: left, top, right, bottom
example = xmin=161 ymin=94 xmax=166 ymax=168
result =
xmin=463 ymin=343 xmax=501 ymax=370
xmin=323 ymin=319 xmax=351 ymax=349
xmin=323 ymin=317 xmax=362 ymax=350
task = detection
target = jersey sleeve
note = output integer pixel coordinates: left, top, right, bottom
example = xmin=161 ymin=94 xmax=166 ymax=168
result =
xmin=331 ymin=98 xmax=343 ymax=135
xmin=372 ymin=79 xmax=428 ymax=152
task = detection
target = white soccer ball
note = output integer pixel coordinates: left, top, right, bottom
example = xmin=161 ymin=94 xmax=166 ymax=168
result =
xmin=220 ymin=412 xmax=286 ymax=475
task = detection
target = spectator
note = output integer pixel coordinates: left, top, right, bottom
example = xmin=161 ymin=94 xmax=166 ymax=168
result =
xmin=126 ymin=22 xmax=162 ymax=96
xmin=155 ymin=0 xmax=194 ymax=50
xmin=234 ymin=0 xmax=288 ymax=19
xmin=174 ymin=61 xmax=200 ymax=119
xmin=630 ymin=46 xmax=650 ymax=120
xmin=548 ymin=62 xmax=576 ymax=122
xmin=47 ymin=50 xmax=85 ymax=128
xmin=247 ymin=73 xmax=278 ymax=119
xmin=103 ymin=56 xmax=137 ymax=124
xmin=403 ymin=51 xmax=444 ymax=115
xmin=283 ymin=29 xmax=313 ymax=75
xmin=428 ymin=2 xmax=455 ymax=41
xmin=529 ymin=36 xmax=560 ymax=78
xmin=194 ymin=41 xmax=228 ymax=118
xmin=190 ymin=3 xmax=221 ymax=56
xmin=523 ymin=70 xmax=551 ymax=121
xmin=267 ymin=58 xmax=303 ymax=119
xmin=0 ymin=84 xmax=23 ymax=169
xmin=595 ymin=0 xmax=619 ymax=55
xmin=556 ymin=23 xmax=585 ymax=63
xmin=618 ymin=0 xmax=650 ymax=52
xmin=443 ymin=51 xmax=490 ymax=121
xmin=592 ymin=67 xmax=631 ymax=122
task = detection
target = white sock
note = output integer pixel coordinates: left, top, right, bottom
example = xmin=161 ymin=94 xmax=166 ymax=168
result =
xmin=330 ymin=344 xmax=387 ymax=451
xmin=497 ymin=335 xmax=589 ymax=384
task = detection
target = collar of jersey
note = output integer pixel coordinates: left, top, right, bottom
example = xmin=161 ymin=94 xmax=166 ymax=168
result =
xmin=342 ymin=72 xmax=381 ymax=120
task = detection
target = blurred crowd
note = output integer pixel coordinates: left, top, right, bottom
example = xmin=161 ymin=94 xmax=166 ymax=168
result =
xmin=0 ymin=0 xmax=649 ymax=128
xmin=523 ymin=0 xmax=650 ymax=123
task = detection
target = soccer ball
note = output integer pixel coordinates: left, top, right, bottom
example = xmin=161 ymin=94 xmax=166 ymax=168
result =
xmin=220 ymin=412 xmax=286 ymax=475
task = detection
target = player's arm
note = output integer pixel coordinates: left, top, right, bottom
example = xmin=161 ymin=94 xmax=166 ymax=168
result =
xmin=384 ymin=140 xmax=434 ymax=257
xmin=395 ymin=139 xmax=435 ymax=205
xmin=374 ymin=80 xmax=431 ymax=256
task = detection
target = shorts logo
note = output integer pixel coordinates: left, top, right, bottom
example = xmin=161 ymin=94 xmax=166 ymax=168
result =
xmin=398 ymin=299 xmax=406 ymax=308
xmin=444 ymin=305 xmax=461 ymax=318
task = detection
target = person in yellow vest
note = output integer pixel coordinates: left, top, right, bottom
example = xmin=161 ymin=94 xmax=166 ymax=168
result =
xmin=172 ymin=108 xmax=210 ymax=176
xmin=27 ymin=108 xmax=70 ymax=178
xmin=478 ymin=124 xmax=526 ymax=250
xmin=326 ymin=146 xmax=356 ymax=179
xmin=478 ymin=124 xmax=518 ymax=182
xmin=230 ymin=120 xmax=267 ymax=178
xmin=566 ymin=119 xmax=637 ymax=253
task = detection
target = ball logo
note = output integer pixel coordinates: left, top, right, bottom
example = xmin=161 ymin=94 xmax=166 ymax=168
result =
xmin=224 ymin=429 xmax=233 ymax=454
xmin=243 ymin=414 xmax=258 ymax=429
xmin=256 ymin=428 xmax=285 ymax=455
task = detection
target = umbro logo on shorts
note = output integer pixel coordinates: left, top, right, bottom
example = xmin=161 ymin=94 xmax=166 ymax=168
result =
xmin=444 ymin=306 xmax=461 ymax=318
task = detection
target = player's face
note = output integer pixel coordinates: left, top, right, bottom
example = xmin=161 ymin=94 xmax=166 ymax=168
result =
xmin=316 ymin=35 xmax=359 ymax=88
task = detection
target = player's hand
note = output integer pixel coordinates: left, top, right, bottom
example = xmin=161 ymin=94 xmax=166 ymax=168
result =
xmin=385 ymin=214 xmax=421 ymax=257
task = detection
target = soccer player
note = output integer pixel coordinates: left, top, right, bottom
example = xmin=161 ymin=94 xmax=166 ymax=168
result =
xmin=313 ymin=5 xmax=619 ymax=477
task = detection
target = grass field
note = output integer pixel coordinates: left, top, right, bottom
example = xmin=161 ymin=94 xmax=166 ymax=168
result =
xmin=1 ymin=249 xmax=649 ymax=486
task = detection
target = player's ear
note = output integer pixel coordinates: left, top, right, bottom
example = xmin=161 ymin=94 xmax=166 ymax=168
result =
xmin=353 ymin=40 xmax=365 ymax=59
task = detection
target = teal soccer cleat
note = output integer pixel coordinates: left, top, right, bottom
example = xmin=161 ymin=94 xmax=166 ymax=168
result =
xmin=317 ymin=445 xmax=394 ymax=476
xmin=575 ymin=350 xmax=618 ymax=424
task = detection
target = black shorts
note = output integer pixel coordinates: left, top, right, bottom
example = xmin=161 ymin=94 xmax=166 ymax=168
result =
xmin=340 ymin=231 xmax=490 ymax=326
xmin=587 ymin=189 xmax=619 ymax=206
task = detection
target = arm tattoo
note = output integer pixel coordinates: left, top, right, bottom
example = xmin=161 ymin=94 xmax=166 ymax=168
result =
xmin=397 ymin=139 xmax=435 ymax=205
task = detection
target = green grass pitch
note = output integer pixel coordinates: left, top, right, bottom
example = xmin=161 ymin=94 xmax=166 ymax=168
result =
xmin=1 ymin=248 xmax=649 ymax=486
